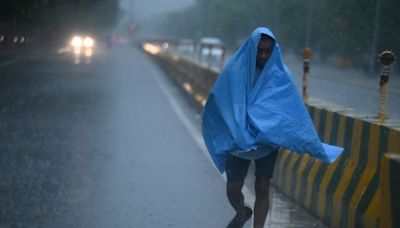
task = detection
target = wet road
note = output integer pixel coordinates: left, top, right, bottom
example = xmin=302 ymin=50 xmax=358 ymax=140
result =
xmin=284 ymin=55 xmax=400 ymax=121
xmin=0 ymin=46 xmax=325 ymax=227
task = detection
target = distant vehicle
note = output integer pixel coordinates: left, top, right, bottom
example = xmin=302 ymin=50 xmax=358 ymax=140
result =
xmin=198 ymin=37 xmax=224 ymax=56
xmin=198 ymin=37 xmax=226 ymax=68
xmin=69 ymin=35 xmax=95 ymax=64
xmin=70 ymin=35 xmax=95 ymax=54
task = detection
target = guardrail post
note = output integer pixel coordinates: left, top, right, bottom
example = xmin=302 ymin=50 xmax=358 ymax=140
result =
xmin=380 ymin=153 xmax=400 ymax=228
xmin=377 ymin=51 xmax=395 ymax=122
xmin=302 ymin=48 xmax=312 ymax=102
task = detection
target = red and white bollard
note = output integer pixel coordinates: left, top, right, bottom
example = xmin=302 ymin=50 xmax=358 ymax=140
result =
xmin=377 ymin=50 xmax=395 ymax=122
xmin=302 ymin=48 xmax=312 ymax=102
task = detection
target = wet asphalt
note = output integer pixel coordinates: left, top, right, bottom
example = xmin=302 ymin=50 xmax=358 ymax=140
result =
xmin=0 ymin=46 xmax=234 ymax=228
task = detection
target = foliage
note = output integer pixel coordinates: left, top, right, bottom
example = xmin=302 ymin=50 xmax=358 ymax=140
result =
xmin=162 ymin=0 xmax=400 ymax=67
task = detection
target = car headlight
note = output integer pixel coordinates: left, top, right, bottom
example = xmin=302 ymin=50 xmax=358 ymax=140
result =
xmin=83 ymin=37 xmax=94 ymax=48
xmin=71 ymin=36 xmax=82 ymax=48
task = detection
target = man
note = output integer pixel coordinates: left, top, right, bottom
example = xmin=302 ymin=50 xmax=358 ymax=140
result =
xmin=202 ymin=27 xmax=342 ymax=228
xmin=224 ymin=34 xmax=278 ymax=228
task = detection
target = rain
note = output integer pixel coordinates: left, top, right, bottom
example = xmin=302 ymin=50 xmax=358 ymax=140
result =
xmin=1 ymin=0 xmax=399 ymax=227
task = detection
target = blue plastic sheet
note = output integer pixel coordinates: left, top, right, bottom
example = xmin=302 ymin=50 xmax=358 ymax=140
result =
xmin=202 ymin=27 xmax=343 ymax=173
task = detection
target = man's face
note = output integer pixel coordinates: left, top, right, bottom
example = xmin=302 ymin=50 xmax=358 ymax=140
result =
xmin=256 ymin=38 xmax=274 ymax=70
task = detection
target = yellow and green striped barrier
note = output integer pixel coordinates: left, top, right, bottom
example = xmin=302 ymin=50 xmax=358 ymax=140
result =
xmin=273 ymin=106 xmax=400 ymax=227
xmin=380 ymin=154 xmax=400 ymax=228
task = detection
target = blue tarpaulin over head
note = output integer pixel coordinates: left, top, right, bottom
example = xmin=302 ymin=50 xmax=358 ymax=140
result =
xmin=202 ymin=27 xmax=343 ymax=173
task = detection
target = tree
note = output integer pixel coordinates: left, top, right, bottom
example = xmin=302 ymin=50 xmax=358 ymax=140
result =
xmin=161 ymin=0 xmax=400 ymax=68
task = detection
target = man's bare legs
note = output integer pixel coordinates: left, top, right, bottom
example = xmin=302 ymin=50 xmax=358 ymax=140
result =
xmin=227 ymin=181 xmax=248 ymax=222
xmin=225 ymin=151 xmax=277 ymax=227
xmin=253 ymin=177 xmax=271 ymax=228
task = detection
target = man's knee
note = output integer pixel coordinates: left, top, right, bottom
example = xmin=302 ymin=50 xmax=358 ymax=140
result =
xmin=255 ymin=178 xmax=270 ymax=195
xmin=227 ymin=181 xmax=244 ymax=195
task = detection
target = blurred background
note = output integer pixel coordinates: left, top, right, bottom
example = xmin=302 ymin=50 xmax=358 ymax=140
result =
xmin=1 ymin=0 xmax=399 ymax=77
xmin=158 ymin=0 xmax=399 ymax=77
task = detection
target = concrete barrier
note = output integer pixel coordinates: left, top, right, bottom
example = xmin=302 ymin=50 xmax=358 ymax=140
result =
xmin=380 ymin=154 xmax=400 ymax=228
xmin=274 ymin=109 xmax=400 ymax=227
xmin=145 ymin=47 xmax=400 ymax=227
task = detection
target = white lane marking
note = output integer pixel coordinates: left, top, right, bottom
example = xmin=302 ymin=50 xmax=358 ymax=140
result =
xmin=146 ymin=57 xmax=256 ymax=216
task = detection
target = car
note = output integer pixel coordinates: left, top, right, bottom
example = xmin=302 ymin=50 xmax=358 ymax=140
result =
xmin=69 ymin=35 xmax=96 ymax=64
xmin=197 ymin=37 xmax=226 ymax=68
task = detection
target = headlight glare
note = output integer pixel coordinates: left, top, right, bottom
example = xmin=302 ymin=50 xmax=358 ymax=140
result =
xmin=83 ymin=37 xmax=94 ymax=48
xmin=71 ymin=36 xmax=82 ymax=48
